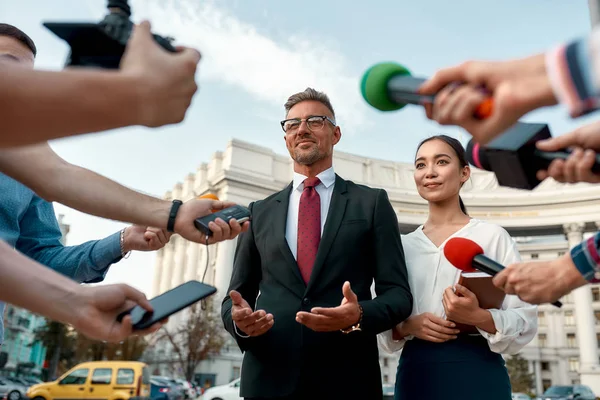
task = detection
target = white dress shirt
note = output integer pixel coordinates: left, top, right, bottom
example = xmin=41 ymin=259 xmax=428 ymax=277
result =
xmin=285 ymin=167 xmax=336 ymax=260
xmin=378 ymin=218 xmax=538 ymax=355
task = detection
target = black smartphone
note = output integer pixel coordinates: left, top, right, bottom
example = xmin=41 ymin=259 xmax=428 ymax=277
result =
xmin=193 ymin=205 xmax=251 ymax=236
xmin=117 ymin=280 xmax=216 ymax=330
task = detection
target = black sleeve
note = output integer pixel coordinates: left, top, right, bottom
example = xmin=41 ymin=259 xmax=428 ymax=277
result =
xmin=358 ymin=189 xmax=413 ymax=334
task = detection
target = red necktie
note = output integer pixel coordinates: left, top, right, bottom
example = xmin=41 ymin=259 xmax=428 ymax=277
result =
xmin=297 ymin=177 xmax=321 ymax=284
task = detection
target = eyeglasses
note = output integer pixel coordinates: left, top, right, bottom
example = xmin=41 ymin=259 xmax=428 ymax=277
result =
xmin=280 ymin=115 xmax=336 ymax=134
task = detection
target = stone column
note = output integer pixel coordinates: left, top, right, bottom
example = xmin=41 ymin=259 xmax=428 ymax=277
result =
xmin=213 ymin=239 xmax=238 ymax=302
xmin=152 ymin=248 xmax=165 ymax=297
xmin=159 ymin=241 xmax=174 ymax=294
xmin=534 ymin=360 xmax=543 ymax=395
xmin=564 ymin=222 xmax=600 ymax=393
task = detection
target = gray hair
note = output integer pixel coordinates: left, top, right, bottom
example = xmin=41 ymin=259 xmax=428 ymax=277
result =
xmin=284 ymin=88 xmax=335 ymax=118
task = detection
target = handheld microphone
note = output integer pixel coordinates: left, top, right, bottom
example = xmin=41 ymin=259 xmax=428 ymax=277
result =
xmin=466 ymin=122 xmax=600 ymax=190
xmin=360 ymin=62 xmax=493 ymax=118
xmin=444 ymin=237 xmax=562 ymax=308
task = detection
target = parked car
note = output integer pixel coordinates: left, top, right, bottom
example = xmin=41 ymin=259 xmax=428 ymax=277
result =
xmin=174 ymin=378 xmax=196 ymax=399
xmin=26 ymin=360 xmax=151 ymax=400
xmin=537 ymin=384 xmax=596 ymax=399
xmin=0 ymin=377 xmax=29 ymax=400
xmin=151 ymin=376 xmax=184 ymax=400
xmin=512 ymin=393 xmax=531 ymax=400
xmin=199 ymin=378 xmax=241 ymax=400
xmin=151 ymin=378 xmax=172 ymax=400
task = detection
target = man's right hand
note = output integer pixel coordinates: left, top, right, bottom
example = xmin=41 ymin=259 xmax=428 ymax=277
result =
xmin=397 ymin=312 xmax=459 ymax=343
xmin=175 ymin=199 xmax=250 ymax=244
xmin=120 ymin=20 xmax=201 ymax=128
xmin=230 ymin=290 xmax=274 ymax=337
xmin=536 ymin=120 xmax=600 ymax=184
xmin=419 ymin=54 xmax=557 ymax=145
xmin=71 ymin=283 xmax=164 ymax=343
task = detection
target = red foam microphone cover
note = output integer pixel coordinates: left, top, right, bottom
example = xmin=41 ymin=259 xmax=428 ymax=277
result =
xmin=443 ymin=237 xmax=484 ymax=273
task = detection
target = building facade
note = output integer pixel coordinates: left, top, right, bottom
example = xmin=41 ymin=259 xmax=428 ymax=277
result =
xmin=151 ymin=139 xmax=600 ymax=395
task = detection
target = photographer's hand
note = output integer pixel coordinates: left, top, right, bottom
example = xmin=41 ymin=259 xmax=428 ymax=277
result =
xmin=120 ymin=21 xmax=201 ymax=128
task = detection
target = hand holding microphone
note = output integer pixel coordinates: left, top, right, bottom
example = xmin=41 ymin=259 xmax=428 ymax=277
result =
xmin=360 ymin=62 xmax=493 ymax=119
xmin=443 ymin=237 xmax=563 ymax=307
xmin=535 ymin=120 xmax=600 ymax=184
xmin=465 ymin=122 xmax=600 ymax=190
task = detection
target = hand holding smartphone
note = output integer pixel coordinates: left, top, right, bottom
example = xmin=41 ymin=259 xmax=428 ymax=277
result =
xmin=117 ymin=280 xmax=216 ymax=330
xmin=194 ymin=204 xmax=251 ymax=237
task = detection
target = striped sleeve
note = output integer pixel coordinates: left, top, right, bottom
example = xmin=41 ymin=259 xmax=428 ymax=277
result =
xmin=545 ymin=27 xmax=600 ymax=118
xmin=570 ymin=231 xmax=600 ymax=283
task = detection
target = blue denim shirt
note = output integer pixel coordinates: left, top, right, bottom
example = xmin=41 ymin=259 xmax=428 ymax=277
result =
xmin=0 ymin=173 xmax=123 ymax=344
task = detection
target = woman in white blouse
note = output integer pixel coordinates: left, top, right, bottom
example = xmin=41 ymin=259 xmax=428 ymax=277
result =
xmin=379 ymin=135 xmax=537 ymax=400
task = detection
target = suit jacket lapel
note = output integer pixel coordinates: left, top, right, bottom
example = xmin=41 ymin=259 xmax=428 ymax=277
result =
xmin=273 ymin=183 xmax=306 ymax=287
xmin=306 ymin=175 xmax=348 ymax=292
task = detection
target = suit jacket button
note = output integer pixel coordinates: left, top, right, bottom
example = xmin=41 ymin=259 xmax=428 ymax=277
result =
xmin=303 ymin=298 xmax=310 ymax=305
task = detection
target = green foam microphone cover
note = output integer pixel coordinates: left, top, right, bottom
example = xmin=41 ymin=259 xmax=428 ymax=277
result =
xmin=360 ymin=62 xmax=412 ymax=111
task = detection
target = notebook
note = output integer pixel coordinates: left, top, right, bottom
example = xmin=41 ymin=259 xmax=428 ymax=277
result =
xmin=451 ymin=271 xmax=506 ymax=333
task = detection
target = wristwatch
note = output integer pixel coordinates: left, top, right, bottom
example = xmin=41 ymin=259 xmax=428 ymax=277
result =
xmin=340 ymin=304 xmax=363 ymax=334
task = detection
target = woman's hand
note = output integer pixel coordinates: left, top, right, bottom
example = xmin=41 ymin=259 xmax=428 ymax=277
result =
xmin=394 ymin=312 xmax=459 ymax=343
xmin=442 ymin=284 xmax=496 ymax=334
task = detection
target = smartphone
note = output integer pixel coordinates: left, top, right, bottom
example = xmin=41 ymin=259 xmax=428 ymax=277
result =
xmin=194 ymin=205 xmax=251 ymax=236
xmin=117 ymin=280 xmax=216 ymax=330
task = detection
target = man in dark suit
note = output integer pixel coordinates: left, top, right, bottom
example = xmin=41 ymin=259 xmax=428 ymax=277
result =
xmin=221 ymin=88 xmax=413 ymax=399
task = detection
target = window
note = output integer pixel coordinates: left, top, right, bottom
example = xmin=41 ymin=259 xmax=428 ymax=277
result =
xmin=91 ymin=369 xmax=112 ymax=385
xmin=59 ymin=368 xmax=89 ymax=385
xmin=596 ymin=311 xmax=600 ymax=325
xmin=542 ymin=379 xmax=552 ymax=391
xmin=383 ymin=358 xmax=388 ymax=367
xmin=116 ymin=369 xmax=134 ymax=385
xmin=593 ymin=287 xmax=600 ymax=302
xmin=569 ymin=358 xmax=579 ymax=372
xmin=531 ymin=253 xmax=539 ymax=259
xmin=538 ymin=311 xmax=546 ymax=325
xmin=567 ymin=333 xmax=577 ymax=348
xmin=558 ymin=252 xmax=565 ymax=256
xmin=565 ymin=310 xmax=575 ymax=326
xmin=538 ymin=333 xmax=547 ymax=347
xmin=541 ymin=362 xmax=550 ymax=371
xmin=383 ymin=374 xmax=389 ymax=383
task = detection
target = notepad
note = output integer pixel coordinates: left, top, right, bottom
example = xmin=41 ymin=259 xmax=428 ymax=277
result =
xmin=451 ymin=272 xmax=506 ymax=333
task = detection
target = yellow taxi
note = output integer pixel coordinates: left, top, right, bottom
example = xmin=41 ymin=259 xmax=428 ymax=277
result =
xmin=26 ymin=360 xmax=151 ymax=400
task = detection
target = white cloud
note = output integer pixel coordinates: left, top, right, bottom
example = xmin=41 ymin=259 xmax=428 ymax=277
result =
xmin=121 ymin=0 xmax=371 ymax=131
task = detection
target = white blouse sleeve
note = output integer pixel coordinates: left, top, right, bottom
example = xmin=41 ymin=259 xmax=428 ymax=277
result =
xmin=377 ymin=329 xmax=413 ymax=354
xmin=476 ymin=230 xmax=538 ymax=355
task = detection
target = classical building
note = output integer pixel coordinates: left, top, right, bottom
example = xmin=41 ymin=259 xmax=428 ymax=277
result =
xmin=151 ymin=139 xmax=600 ymax=395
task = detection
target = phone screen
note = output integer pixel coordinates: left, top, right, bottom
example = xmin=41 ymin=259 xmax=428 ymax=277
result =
xmin=120 ymin=281 xmax=217 ymax=330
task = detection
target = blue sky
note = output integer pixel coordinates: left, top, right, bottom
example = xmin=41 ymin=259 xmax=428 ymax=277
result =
xmin=1 ymin=0 xmax=597 ymax=294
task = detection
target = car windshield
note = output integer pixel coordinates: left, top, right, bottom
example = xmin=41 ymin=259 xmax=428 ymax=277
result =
xmin=544 ymin=386 xmax=573 ymax=395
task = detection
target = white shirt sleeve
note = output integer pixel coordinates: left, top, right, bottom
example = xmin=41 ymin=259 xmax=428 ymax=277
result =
xmin=476 ymin=232 xmax=538 ymax=354
xmin=378 ymin=329 xmax=412 ymax=354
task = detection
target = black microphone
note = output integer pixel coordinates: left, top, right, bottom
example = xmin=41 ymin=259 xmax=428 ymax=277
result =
xmin=42 ymin=0 xmax=176 ymax=69
xmin=466 ymin=122 xmax=600 ymax=190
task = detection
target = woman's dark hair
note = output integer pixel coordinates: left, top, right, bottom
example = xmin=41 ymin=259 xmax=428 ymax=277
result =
xmin=415 ymin=134 xmax=469 ymax=215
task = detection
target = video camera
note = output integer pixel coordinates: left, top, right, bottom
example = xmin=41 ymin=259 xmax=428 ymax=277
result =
xmin=43 ymin=0 xmax=176 ymax=69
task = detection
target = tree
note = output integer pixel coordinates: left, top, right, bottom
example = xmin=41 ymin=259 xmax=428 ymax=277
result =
xmin=156 ymin=299 xmax=226 ymax=381
xmin=506 ymin=353 xmax=534 ymax=394
xmin=32 ymin=319 xmax=77 ymax=379
xmin=74 ymin=334 xmax=149 ymax=362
